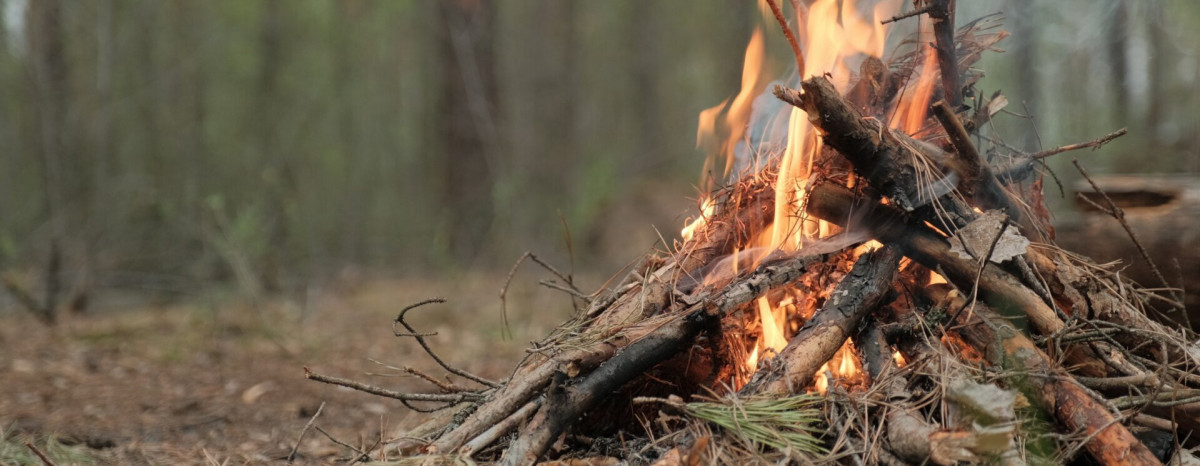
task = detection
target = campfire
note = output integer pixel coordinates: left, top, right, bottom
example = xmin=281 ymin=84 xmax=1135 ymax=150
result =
xmin=305 ymin=1 xmax=1200 ymax=464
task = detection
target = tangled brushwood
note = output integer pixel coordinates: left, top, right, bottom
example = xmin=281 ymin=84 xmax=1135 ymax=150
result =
xmin=305 ymin=2 xmax=1200 ymax=465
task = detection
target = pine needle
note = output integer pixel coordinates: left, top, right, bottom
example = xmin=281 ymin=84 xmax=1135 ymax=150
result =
xmin=684 ymin=395 xmax=827 ymax=455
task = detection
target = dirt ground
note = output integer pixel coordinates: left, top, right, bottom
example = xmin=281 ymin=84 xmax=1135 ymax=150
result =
xmin=0 ymin=272 xmax=595 ymax=465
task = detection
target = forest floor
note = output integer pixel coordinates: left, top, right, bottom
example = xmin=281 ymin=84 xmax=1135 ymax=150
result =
xmin=0 ymin=272 xmax=594 ymax=465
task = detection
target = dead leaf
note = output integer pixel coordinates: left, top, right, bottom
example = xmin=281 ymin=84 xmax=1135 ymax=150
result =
xmin=948 ymin=210 xmax=1029 ymax=264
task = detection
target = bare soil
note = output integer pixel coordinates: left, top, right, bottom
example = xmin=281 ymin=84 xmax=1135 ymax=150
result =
xmin=0 ymin=273 xmax=584 ymax=464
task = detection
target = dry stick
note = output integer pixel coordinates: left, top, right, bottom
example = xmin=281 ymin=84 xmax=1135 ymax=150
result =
xmin=305 ymin=367 xmax=483 ymax=403
xmin=926 ymin=286 xmax=1162 ymax=466
xmin=287 ymin=401 xmax=325 ymax=463
xmin=393 ymin=298 xmax=500 ymax=388
xmin=24 ymin=441 xmax=57 ymax=466
xmin=742 ymin=247 xmax=902 ymax=395
xmin=461 ymin=400 xmax=541 ymax=456
xmin=1072 ymin=159 xmax=1180 ymax=309
xmin=767 ymin=0 xmax=804 ymax=75
xmin=929 ymin=0 xmax=961 ymax=109
xmin=1032 ymin=128 xmax=1127 ymax=159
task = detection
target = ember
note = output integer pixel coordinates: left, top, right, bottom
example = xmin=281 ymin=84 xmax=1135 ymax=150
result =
xmin=306 ymin=2 xmax=1200 ymax=464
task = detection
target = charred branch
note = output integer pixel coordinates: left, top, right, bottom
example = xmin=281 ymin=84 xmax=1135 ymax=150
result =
xmin=741 ymin=247 xmax=901 ymax=395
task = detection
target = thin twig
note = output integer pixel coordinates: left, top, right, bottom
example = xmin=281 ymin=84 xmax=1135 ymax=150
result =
xmin=392 ymin=298 xmax=500 ymax=388
xmin=24 ymin=441 xmax=57 ymax=466
xmin=880 ymin=4 xmax=937 ymax=24
xmin=313 ymin=425 xmax=371 ymax=463
xmin=398 ymin=366 xmax=465 ymax=393
xmin=767 ymin=0 xmax=805 ymax=74
xmin=499 ymin=252 xmax=530 ymax=339
xmin=500 ymin=252 xmax=589 ymax=338
xmin=1072 ymin=159 xmax=1180 ymax=310
xmin=304 ymin=367 xmax=483 ymax=403
xmin=287 ymin=401 xmax=325 ymax=464
xmin=1032 ymin=128 xmax=1127 ymax=159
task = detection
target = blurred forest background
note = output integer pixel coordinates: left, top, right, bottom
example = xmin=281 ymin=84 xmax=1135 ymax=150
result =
xmin=1 ymin=0 xmax=1198 ymax=310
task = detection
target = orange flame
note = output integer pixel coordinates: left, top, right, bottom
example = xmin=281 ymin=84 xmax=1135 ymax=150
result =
xmin=697 ymin=28 xmax=769 ymax=189
xmin=691 ymin=0 xmax=945 ymax=389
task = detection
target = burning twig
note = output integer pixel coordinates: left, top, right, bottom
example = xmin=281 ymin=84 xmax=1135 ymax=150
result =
xmin=766 ymin=0 xmax=804 ymax=76
xmin=393 ymin=298 xmax=500 ymax=388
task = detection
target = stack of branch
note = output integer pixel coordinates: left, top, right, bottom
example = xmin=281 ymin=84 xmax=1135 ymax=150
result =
xmin=305 ymin=7 xmax=1199 ymax=466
